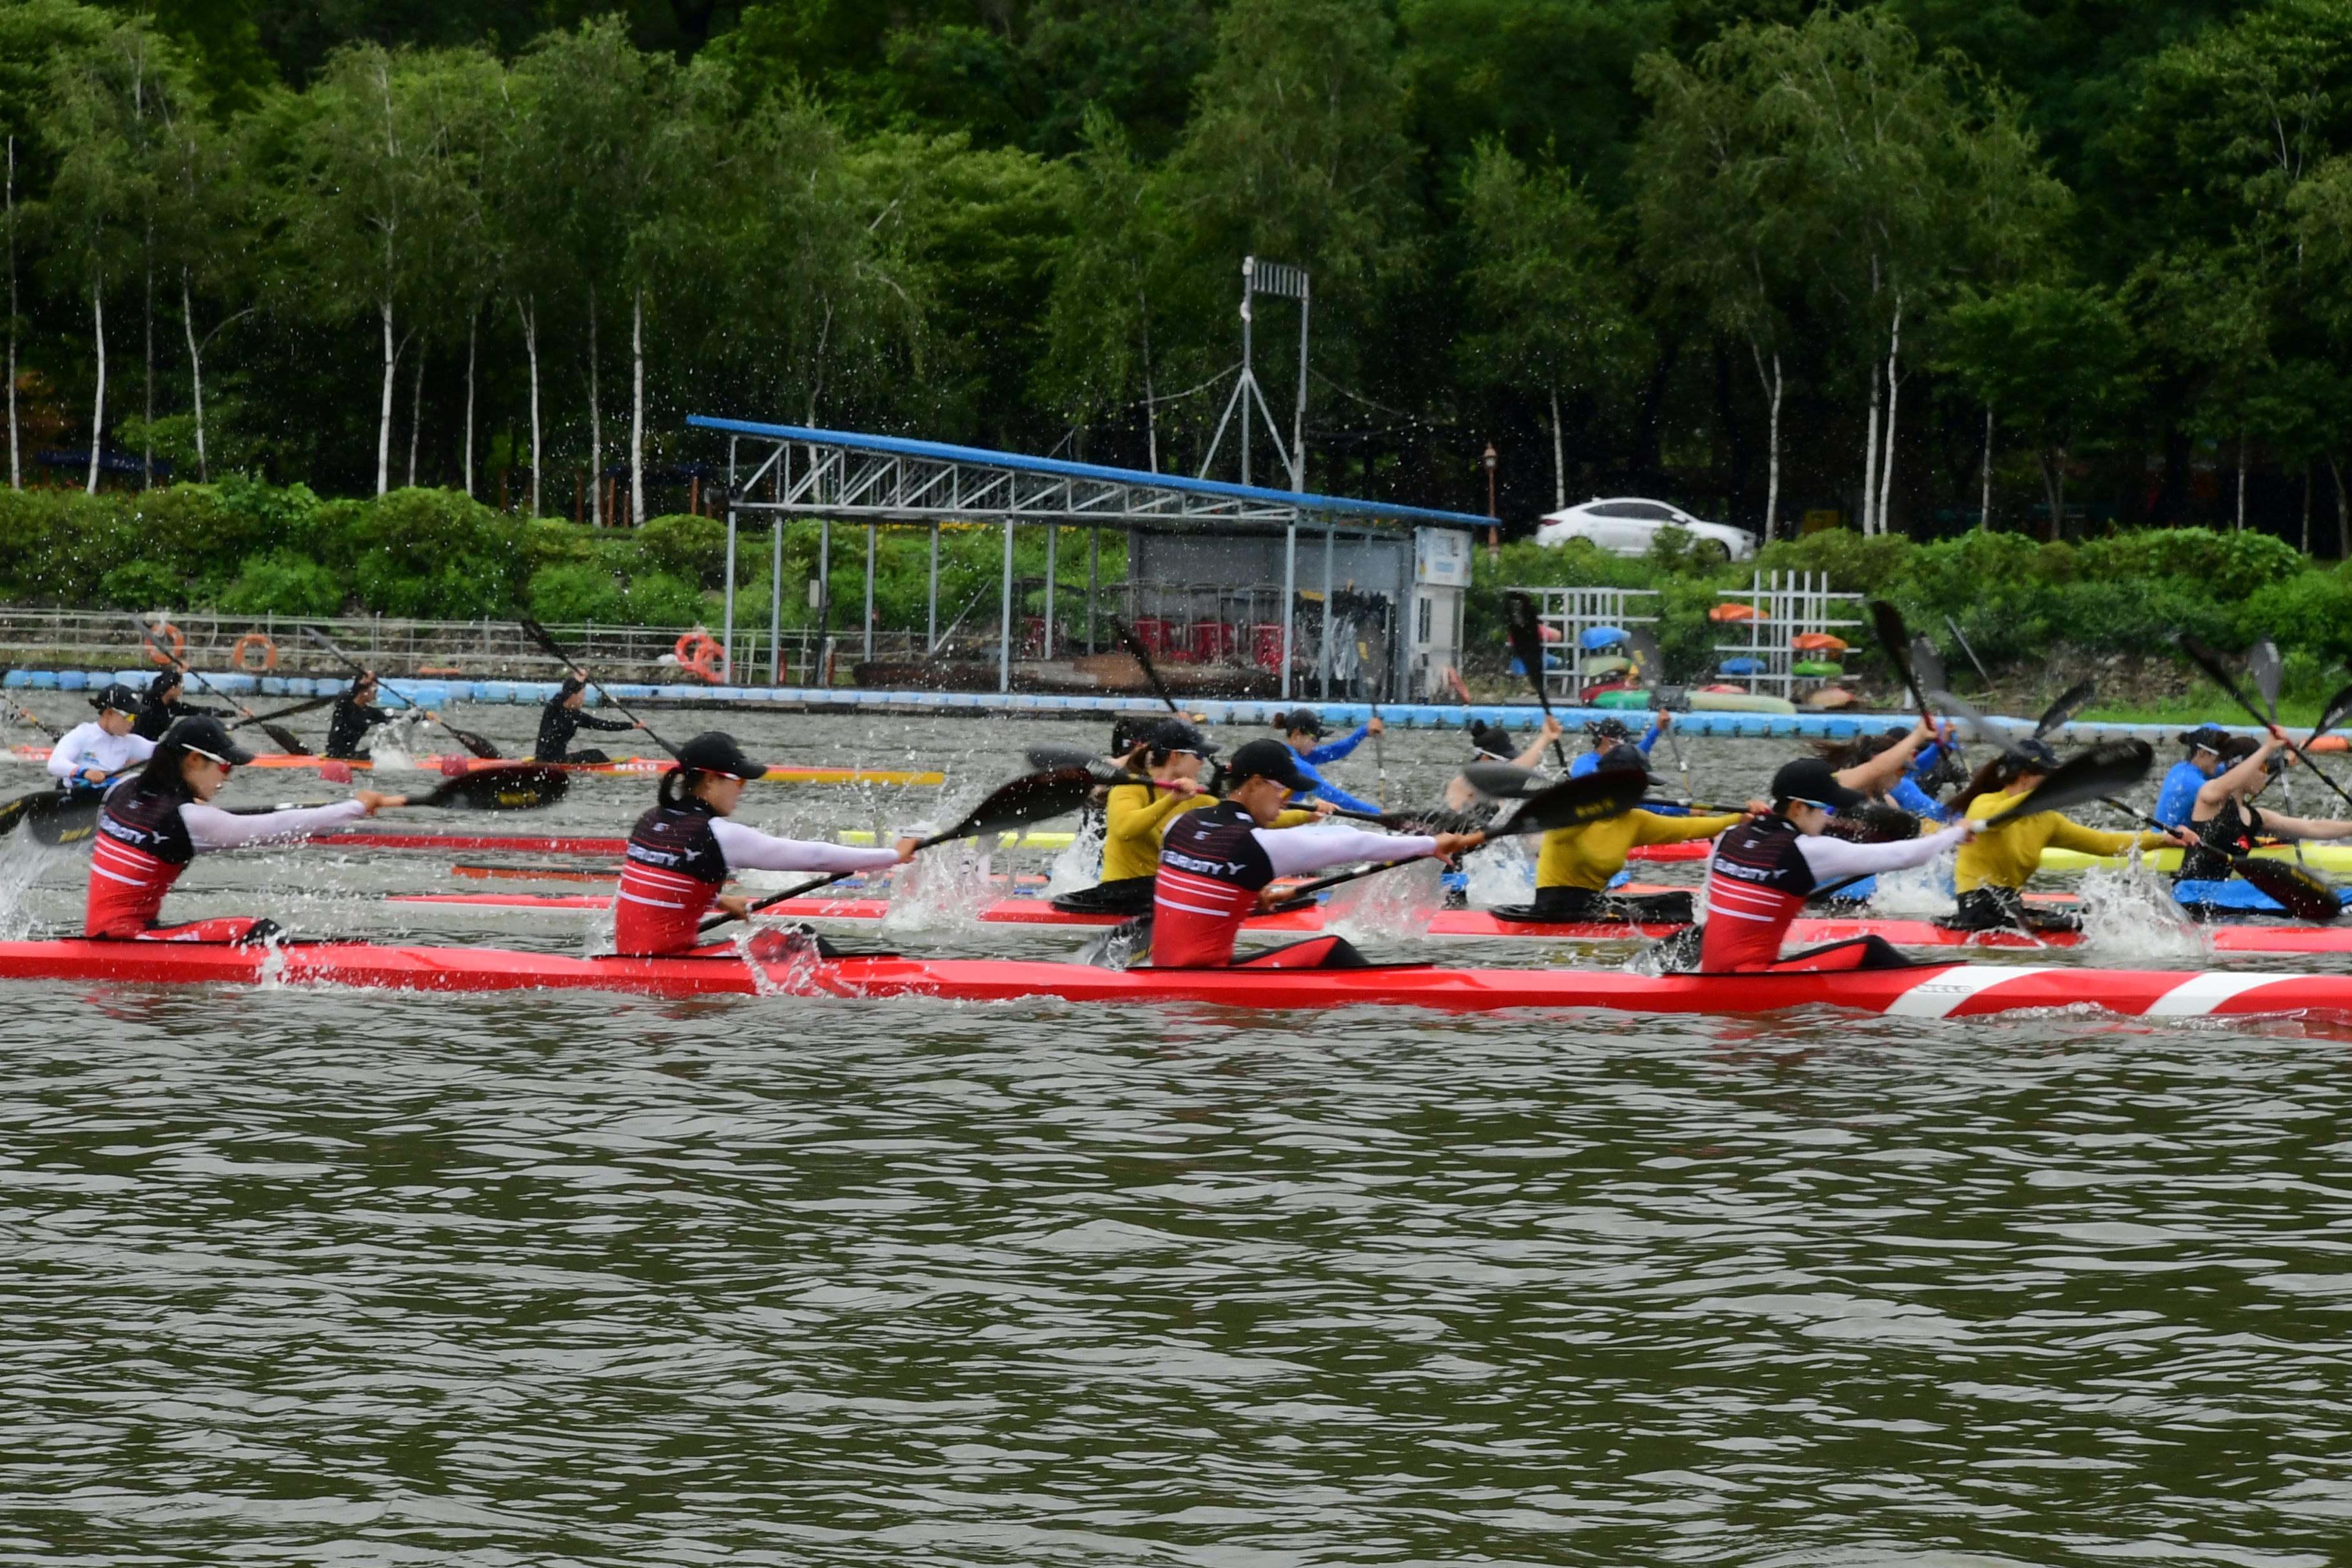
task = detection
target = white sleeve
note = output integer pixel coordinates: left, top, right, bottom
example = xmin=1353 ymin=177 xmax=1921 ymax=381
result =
xmin=1795 ymin=822 xmax=1968 ymax=881
xmin=183 ymin=798 xmax=369 ymax=852
xmin=1252 ymin=823 xmax=1438 ymax=878
xmin=710 ymin=816 xmax=903 ymax=874
xmin=46 ymin=723 xmax=92 ymax=780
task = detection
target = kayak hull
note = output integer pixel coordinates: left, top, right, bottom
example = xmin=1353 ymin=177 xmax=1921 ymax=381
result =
xmin=384 ymin=892 xmax=2352 ymax=954
xmin=2 ymin=940 xmax=2349 ymax=1021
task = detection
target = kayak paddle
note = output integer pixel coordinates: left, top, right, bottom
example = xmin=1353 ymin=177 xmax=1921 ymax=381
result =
xmin=229 ymin=691 xmax=340 ymax=733
xmin=1462 ymin=761 xmax=1544 ymax=799
xmin=300 ymin=627 xmax=502 ymax=760
xmin=1622 ymin=627 xmax=1693 ymax=799
xmin=2313 ymin=681 xmax=2352 ymax=743
xmin=2034 ymin=678 xmax=2097 ymax=740
xmin=1946 ymin=614 xmax=1994 ymax=686
xmin=1111 ymin=620 xmax=1190 ymax=718
xmin=1868 ymin=600 xmax=1939 ymax=731
xmin=1 ymin=676 xmax=61 ymax=741
xmin=1975 ymin=740 xmax=2156 ymax=828
xmin=409 ymin=764 xmax=571 ymax=812
xmin=127 ymin=614 xmax=310 ymax=754
xmin=1504 ymin=591 xmax=1573 ymax=772
xmin=517 ymin=617 xmax=674 ymax=759
xmin=700 ymin=765 xmax=1101 ymax=936
xmin=2093 ymin=787 xmax=2340 ymax=921
xmin=2173 ymin=632 xmax=2352 ymax=809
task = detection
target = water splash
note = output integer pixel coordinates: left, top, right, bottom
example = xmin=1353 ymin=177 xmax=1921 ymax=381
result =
xmin=1462 ymin=838 xmax=1534 ymax=908
xmin=0 ymin=839 xmax=75 ymax=940
xmin=1042 ymin=812 xmax=1105 ymax=899
xmin=2075 ymin=854 xmax=2207 ymax=961
xmin=1325 ymin=856 xmax=1442 ymax=943
xmin=881 ymin=840 xmax=994 ymax=933
xmin=1867 ymin=847 xmax=1958 ymax=916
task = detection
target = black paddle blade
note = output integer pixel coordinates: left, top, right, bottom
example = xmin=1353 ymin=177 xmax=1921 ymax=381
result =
xmin=1491 ymin=767 xmax=1649 ymax=839
xmin=24 ymin=793 xmax=101 ymax=847
xmin=1025 ymin=742 xmax=1112 ymax=773
xmin=929 ymin=767 xmax=1101 ymax=845
xmin=420 ymin=765 xmax=569 ymax=812
xmin=1908 ymin=634 xmax=1946 ymax=698
xmin=2315 ymin=682 xmax=2352 ymax=741
xmin=1110 ymin=620 xmax=1182 ymax=712
xmin=1982 ymin=741 xmax=2154 ymax=828
xmin=0 ymin=787 xmax=50 ymax=839
xmin=2250 ymin=638 xmax=2284 ymax=719
xmin=2035 ymin=678 xmax=2097 ymax=740
xmin=258 ymin=721 xmax=310 ymax=755
xmin=1503 ymin=592 xmax=1551 ymax=694
xmin=1928 ymin=689 xmax=2017 ymax=758
xmin=2172 ymin=632 xmax=2257 ymax=710
xmin=2233 ymin=855 xmax=2343 ymax=922
xmin=442 ymin=723 xmax=501 ymax=760
xmin=1869 ymin=600 xmax=1930 ymax=714
xmin=1462 ymin=760 xmax=1543 ymax=799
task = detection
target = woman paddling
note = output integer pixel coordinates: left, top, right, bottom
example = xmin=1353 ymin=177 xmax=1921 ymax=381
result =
xmin=1948 ymin=740 xmax=2183 ymax=934
xmin=613 ymin=731 xmax=920 ymax=956
xmin=87 ymin=717 xmax=404 ymax=943
xmin=324 ymin=672 xmax=393 ymax=760
xmin=1688 ymin=758 xmax=1974 ymax=973
xmin=534 ymin=674 xmax=641 ymax=763
xmin=48 ymin=685 xmax=156 ymax=794
xmin=2173 ymin=734 xmax=2352 ymax=917
xmin=1493 ymin=744 xmax=1752 ymax=926
xmin=131 ymin=671 xmax=230 ymax=743
xmin=1273 ymin=709 xmax=1384 ymax=814
xmin=1151 ymin=740 xmax=1480 ymax=970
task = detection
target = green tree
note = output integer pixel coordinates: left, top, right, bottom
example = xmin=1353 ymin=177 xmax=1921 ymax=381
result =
xmin=1037 ymin=112 xmax=1175 ymax=465
xmin=1457 ymin=139 xmax=1632 ymax=513
xmin=1936 ymin=280 xmax=2139 ymax=540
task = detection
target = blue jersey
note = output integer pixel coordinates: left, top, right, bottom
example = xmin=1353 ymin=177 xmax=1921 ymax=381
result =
xmin=1286 ymin=728 xmax=1381 ymax=814
xmin=2154 ymin=760 xmax=2208 ymax=828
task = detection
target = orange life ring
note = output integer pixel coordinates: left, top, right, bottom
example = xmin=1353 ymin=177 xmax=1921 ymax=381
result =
xmin=231 ymin=632 xmax=279 ymax=673
xmin=144 ymin=620 xmax=187 ymax=667
xmin=676 ymin=631 xmax=725 ymax=684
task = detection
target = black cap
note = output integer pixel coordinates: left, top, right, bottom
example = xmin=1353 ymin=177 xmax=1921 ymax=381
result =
xmin=160 ymin=715 xmax=254 ymax=766
xmin=1771 ymin=756 xmax=1868 ymax=811
xmin=1148 ymin=718 xmax=1219 ymax=757
xmin=558 ymin=673 xmax=587 ymax=698
xmin=349 ymin=670 xmax=377 ymax=691
xmin=144 ymin=671 xmax=181 ymax=698
xmin=676 ymin=730 xmax=767 ymax=780
xmin=1469 ymin=723 xmax=1514 ymax=760
xmin=1224 ymin=738 xmax=1313 ymax=792
xmin=1277 ymin=709 xmax=1326 ymax=738
xmin=1587 ymin=717 xmax=1632 ymax=741
xmin=1110 ymin=716 xmax=1153 ymax=756
xmin=2013 ymin=738 xmax=2061 ymax=772
xmin=2177 ymin=725 xmax=2228 ymax=754
xmin=92 ymin=683 xmax=142 ymax=715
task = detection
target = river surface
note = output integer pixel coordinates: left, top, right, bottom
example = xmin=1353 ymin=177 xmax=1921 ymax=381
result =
xmin=4 ymin=705 xmax=2349 ymax=1565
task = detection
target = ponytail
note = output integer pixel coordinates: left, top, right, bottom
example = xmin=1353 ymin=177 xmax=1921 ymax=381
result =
xmin=658 ymin=767 xmax=691 ymax=809
xmin=1950 ymin=752 xmax=2028 ymax=814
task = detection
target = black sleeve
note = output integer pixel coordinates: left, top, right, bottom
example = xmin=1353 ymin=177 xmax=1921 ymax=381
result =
xmin=576 ymin=711 xmax=634 ymax=731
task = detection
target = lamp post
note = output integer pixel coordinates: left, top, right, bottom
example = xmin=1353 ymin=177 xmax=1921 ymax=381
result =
xmin=1483 ymin=443 xmax=1499 ymax=560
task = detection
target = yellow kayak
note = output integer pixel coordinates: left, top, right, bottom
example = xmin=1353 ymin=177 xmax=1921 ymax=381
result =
xmin=2039 ymin=843 xmax=2352 ymax=872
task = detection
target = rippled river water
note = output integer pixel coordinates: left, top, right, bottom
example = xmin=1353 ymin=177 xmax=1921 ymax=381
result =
xmin=4 ymin=707 xmax=2349 ymax=1565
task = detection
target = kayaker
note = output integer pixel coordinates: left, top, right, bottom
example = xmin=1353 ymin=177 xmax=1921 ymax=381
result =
xmin=1152 ymin=738 xmax=1480 ymax=969
xmin=324 ymin=672 xmax=395 ymax=760
xmin=1492 ymin=744 xmax=1754 ymax=925
xmin=1273 ymin=709 xmax=1384 ymax=814
xmin=1690 ymin=757 xmax=1974 ymax=973
xmin=86 ymin=716 xmax=403 ymax=943
xmin=47 ymin=685 xmax=157 ymax=793
xmin=131 ymin=671 xmax=230 ymax=742
xmin=2174 ymin=733 xmax=2352 ymax=915
xmin=2154 ymin=725 xmax=2229 ymax=828
xmin=613 ymin=730 xmax=920 ymax=956
xmin=1442 ymin=716 xmax=1563 ymax=812
xmin=1057 ymin=720 xmax=1333 ymax=916
xmin=534 ymin=675 xmax=641 ymax=763
xmin=1567 ymin=715 xmax=1663 ymax=778
xmin=1948 ymin=740 xmax=2184 ymax=933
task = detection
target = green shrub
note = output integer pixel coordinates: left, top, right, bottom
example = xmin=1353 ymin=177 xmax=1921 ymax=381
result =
xmin=345 ymin=488 xmax=530 ymax=618
xmin=638 ymin=513 xmax=730 ymax=587
xmin=220 ymin=551 xmax=346 ymax=617
xmin=98 ymin=559 xmax=186 ymax=610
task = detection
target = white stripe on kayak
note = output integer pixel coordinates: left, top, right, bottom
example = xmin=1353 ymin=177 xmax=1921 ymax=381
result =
xmin=1883 ymin=965 xmax=2059 ymax=1018
xmin=2144 ymin=971 xmax=2295 ymax=1017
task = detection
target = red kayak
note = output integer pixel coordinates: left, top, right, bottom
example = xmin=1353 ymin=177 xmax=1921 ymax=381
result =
xmin=1 ymin=939 xmax=2348 ymax=1022
xmin=385 ymin=891 xmax=2352 ymax=955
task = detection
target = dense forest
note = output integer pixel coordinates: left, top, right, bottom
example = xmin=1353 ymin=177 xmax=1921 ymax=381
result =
xmin=5 ymin=0 xmax=2352 ymax=550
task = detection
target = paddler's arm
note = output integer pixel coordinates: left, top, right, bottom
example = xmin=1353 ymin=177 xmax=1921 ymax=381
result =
xmin=184 ymin=794 xmax=384 ymax=850
xmin=574 ymin=710 xmax=636 ymax=732
xmin=1511 ymin=718 xmax=1563 ymax=772
xmin=2194 ymin=735 xmax=2284 ymax=818
xmin=2041 ymin=817 xmax=2180 ymax=857
xmin=1835 ymin=718 xmax=1936 ymax=798
xmin=1120 ymin=781 xmax=1205 ymax=834
xmin=2238 ymin=809 xmax=2352 ymax=841
xmin=1302 ymin=723 xmax=1373 ymax=765
xmin=1629 ymin=808 xmax=1743 ymax=847
xmin=1796 ymin=819 xmax=1973 ymax=879
xmin=1255 ymin=824 xmax=1439 ymax=878
xmin=1268 ymin=807 xmax=1324 ymax=827
xmin=710 ymin=818 xmax=919 ymax=873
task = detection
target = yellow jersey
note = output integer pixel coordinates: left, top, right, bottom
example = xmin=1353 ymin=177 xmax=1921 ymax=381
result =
xmin=1101 ymin=787 xmax=1318 ymax=881
xmin=1536 ymin=809 xmax=1742 ymax=892
xmin=1956 ymin=789 xmax=2170 ymax=891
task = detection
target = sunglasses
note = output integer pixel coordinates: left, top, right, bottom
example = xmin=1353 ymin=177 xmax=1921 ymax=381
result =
xmin=1788 ymin=797 xmax=1839 ymax=816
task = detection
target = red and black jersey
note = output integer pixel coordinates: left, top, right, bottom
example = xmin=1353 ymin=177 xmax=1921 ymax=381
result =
xmin=1700 ymin=816 xmax=1816 ymax=972
xmin=88 ymin=781 xmax=197 ymax=937
xmin=614 ymin=799 xmax=730 ymax=955
xmin=1151 ymin=801 xmax=1277 ymax=967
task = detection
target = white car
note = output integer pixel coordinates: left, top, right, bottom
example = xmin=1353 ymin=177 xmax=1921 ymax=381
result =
xmin=1533 ymin=497 xmax=1759 ymax=561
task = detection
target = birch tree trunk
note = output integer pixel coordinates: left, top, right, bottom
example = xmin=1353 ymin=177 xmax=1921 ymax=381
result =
xmin=2041 ymin=446 xmax=2065 ymax=540
xmin=406 ymin=346 xmax=423 ymax=487
xmin=1860 ymin=357 xmax=1881 ymax=536
xmin=1876 ymin=293 xmax=1903 ymax=537
xmin=1139 ymin=293 xmax=1158 ymax=475
xmin=630 ymin=285 xmax=644 ymax=526
xmin=376 ymin=297 xmax=395 ymax=496
xmin=86 ymin=286 xmax=106 ymax=495
xmin=463 ymin=310 xmax=476 ymax=498
xmin=1549 ymin=386 xmax=1567 ymax=511
xmin=1980 ymin=406 xmax=1994 ymax=528
xmin=2329 ymin=453 xmax=2347 ymax=558
xmin=1747 ymin=340 xmax=1780 ymax=540
xmin=181 ymin=276 xmax=206 ymax=483
xmin=5 ymin=135 xmax=15 ymax=491
xmin=2302 ymin=461 xmax=2313 ymax=554
xmin=141 ymin=262 xmax=152 ymax=489
xmin=587 ymin=286 xmax=602 ymax=525
xmin=2236 ymin=429 xmax=2248 ymax=529
xmin=521 ymin=295 xmax=541 ymax=516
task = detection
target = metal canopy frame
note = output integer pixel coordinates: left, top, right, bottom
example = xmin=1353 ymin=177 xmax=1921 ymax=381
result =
xmin=692 ymin=415 xmax=1485 ymax=700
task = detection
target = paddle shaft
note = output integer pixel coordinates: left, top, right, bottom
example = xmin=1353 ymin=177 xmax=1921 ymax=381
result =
xmin=129 ymin=616 xmax=305 ymax=750
xmin=1113 ymin=620 xmax=1186 ymax=717
xmin=1946 ymin=616 xmax=1993 ymax=685
xmin=300 ymin=627 xmax=498 ymax=758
